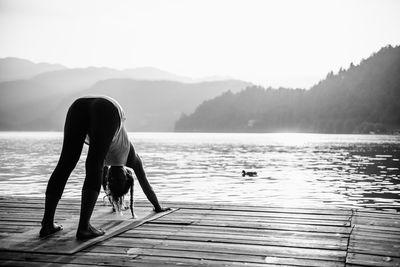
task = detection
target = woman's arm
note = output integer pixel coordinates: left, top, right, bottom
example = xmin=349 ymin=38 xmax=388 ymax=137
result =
xmin=126 ymin=143 xmax=167 ymax=212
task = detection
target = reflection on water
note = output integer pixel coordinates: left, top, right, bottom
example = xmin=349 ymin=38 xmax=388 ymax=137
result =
xmin=0 ymin=132 xmax=399 ymax=211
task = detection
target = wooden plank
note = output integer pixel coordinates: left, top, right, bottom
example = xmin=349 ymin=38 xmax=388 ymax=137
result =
xmin=128 ymin=223 xmax=349 ymax=239
xmin=355 ymin=210 xmax=400 ymax=219
xmin=121 ymin=231 xmax=347 ymax=250
xmin=0 ymin=260 xmax=89 ymax=267
xmin=352 ymin=224 xmax=400 ymax=234
xmin=129 ymin=255 xmax=286 ymax=267
xmin=136 ymin=223 xmax=350 ymax=239
xmin=151 ymin=217 xmax=352 ymax=234
xmin=0 ymin=251 xmax=195 ymax=267
xmin=159 ymin=211 xmax=350 ymax=225
xmin=163 ymin=201 xmax=352 ymax=213
xmin=87 ymin=245 xmax=344 ymax=267
xmin=158 ymin=213 xmax=351 ymax=227
xmin=0 ymin=204 xmax=79 ymax=210
xmin=348 ymin=240 xmax=400 ymax=257
xmin=155 ymin=211 xmax=351 ymax=227
xmin=352 ymin=217 xmax=400 ymax=229
xmin=350 ymin=229 xmax=400 ymax=241
xmin=0 ymin=216 xmax=69 ymax=223
xmin=177 ymin=207 xmax=352 ymax=220
xmin=0 ymin=225 xmax=30 ymax=232
xmin=346 ymin=253 xmax=400 ymax=267
xmin=102 ymin=237 xmax=347 ymax=261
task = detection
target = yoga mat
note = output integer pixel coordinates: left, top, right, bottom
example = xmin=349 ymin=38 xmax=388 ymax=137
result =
xmin=0 ymin=205 xmax=176 ymax=255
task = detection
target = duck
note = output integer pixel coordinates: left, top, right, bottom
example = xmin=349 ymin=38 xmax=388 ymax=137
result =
xmin=242 ymin=170 xmax=257 ymax=177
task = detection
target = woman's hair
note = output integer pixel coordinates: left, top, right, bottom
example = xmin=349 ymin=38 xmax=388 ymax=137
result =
xmin=102 ymin=166 xmax=134 ymax=217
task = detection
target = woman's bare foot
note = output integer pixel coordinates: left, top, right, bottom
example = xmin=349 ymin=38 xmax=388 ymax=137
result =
xmin=39 ymin=222 xmax=63 ymax=238
xmin=76 ymin=224 xmax=105 ymax=240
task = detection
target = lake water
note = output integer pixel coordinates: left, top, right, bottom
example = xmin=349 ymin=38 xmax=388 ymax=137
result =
xmin=0 ymin=132 xmax=399 ymax=211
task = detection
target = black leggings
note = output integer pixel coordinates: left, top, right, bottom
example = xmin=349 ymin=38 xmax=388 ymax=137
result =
xmin=46 ymin=98 xmax=120 ymax=199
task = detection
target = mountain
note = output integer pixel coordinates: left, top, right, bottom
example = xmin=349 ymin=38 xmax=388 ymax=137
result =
xmin=0 ymin=56 xmax=251 ymax=131
xmin=0 ymin=57 xmax=193 ymax=92
xmin=175 ymin=45 xmax=400 ymax=133
xmin=0 ymin=57 xmax=66 ymax=82
xmin=0 ymin=77 xmax=251 ymax=131
xmin=31 ymin=66 xmax=194 ymax=91
xmin=77 ymin=79 xmax=250 ymax=131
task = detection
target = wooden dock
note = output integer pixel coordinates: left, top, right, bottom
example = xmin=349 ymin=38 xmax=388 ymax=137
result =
xmin=0 ymin=197 xmax=399 ymax=266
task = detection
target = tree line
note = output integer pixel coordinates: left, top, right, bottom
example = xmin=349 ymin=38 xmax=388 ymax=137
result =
xmin=175 ymin=45 xmax=400 ymax=134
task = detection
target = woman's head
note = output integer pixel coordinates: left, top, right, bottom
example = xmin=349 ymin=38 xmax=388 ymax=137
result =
xmin=103 ymin=166 xmax=134 ymax=216
xmin=108 ymin=166 xmax=132 ymax=197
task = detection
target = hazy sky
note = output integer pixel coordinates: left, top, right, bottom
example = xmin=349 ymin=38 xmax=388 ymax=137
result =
xmin=1 ymin=0 xmax=399 ymax=88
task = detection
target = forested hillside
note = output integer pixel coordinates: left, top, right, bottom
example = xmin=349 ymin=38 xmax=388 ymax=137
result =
xmin=175 ymin=45 xmax=400 ymax=133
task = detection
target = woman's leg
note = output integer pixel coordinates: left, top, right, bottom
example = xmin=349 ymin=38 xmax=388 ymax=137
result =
xmin=76 ymin=98 xmax=119 ymax=240
xmin=40 ymin=99 xmax=88 ymax=237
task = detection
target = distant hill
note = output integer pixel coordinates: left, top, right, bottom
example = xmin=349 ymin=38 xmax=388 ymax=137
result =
xmin=0 ymin=57 xmax=194 ymax=91
xmin=31 ymin=66 xmax=194 ymax=91
xmin=175 ymin=45 xmax=400 ymax=133
xmin=0 ymin=57 xmax=66 ymax=82
xmin=77 ymin=79 xmax=250 ymax=131
xmin=0 ymin=57 xmax=251 ymax=131
xmin=0 ymin=73 xmax=250 ymax=130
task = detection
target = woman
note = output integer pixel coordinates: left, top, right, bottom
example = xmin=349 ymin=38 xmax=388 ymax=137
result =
xmin=40 ymin=96 xmax=168 ymax=240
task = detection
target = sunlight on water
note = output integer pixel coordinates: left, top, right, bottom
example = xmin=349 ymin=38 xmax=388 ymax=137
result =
xmin=0 ymin=132 xmax=399 ymax=211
